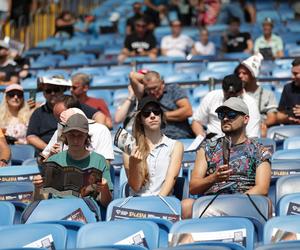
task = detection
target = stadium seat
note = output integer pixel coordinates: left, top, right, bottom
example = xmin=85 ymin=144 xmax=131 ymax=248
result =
xmin=276 ymin=193 xmax=300 ymax=216
xmin=223 ymin=52 xmax=251 ymax=60
xmin=271 ymin=159 xmax=300 ymax=178
xmin=199 ymin=70 xmax=228 ymax=81
xmin=106 ymin=196 xmax=181 ymax=221
xmin=10 ymin=145 xmax=35 ymax=165
xmin=283 ymin=136 xmax=300 ymax=149
xmin=0 ymin=164 xmax=40 ymax=181
xmin=0 ymin=182 xmax=34 ymax=203
xmin=164 ymin=74 xmax=198 ymax=84
xmin=192 ymin=194 xmax=271 ymax=241
xmin=256 ymin=10 xmax=280 ymax=24
xmin=170 ymin=217 xmax=254 ymax=250
xmin=76 ymin=220 xmax=159 ymax=249
xmin=272 ymin=149 xmax=300 ymax=160
xmin=91 ymin=75 xmax=126 ymax=87
xmin=87 ymin=89 xmax=112 ymax=106
xmin=272 ymin=68 xmax=292 ymax=78
xmin=22 ymin=158 xmax=38 ymax=166
xmin=276 ymin=175 xmax=300 ymax=204
xmin=174 ymin=62 xmax=205 ymax=74
xmin=21 ymin=198 xmax=101 ymax=223
xmin=263 ymin=216 xmax=300 ymax=244
xmin=266 ymin=125 xmax=300 ymax=149
xmin=0 ymin=223 xmax=67 ymax=249
xmin=0 ymin=201 xmax=15 ymax=226
xmin=72 ymin=67 xmax=107 ymax=76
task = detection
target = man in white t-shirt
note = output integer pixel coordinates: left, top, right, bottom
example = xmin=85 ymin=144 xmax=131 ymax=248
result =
xmin=192 ymin=74 xmax=261 ymax=138
xmin=42 ymin=107 xmax=114 ymax=162
xmin=191 ymin=28 xmax=216 ymax=56
xmin=160 ymin=20 xmax=194 ymax=57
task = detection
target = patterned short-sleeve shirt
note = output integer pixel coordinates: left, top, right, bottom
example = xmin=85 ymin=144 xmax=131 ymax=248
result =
xmin=202 ymin=137 xmax=271 ymax=194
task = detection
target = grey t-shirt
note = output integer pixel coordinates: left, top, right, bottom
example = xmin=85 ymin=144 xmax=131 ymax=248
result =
xmin=247 ymin=86 xmax=277 ymax=119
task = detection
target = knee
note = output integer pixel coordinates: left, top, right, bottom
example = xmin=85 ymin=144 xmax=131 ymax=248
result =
xmin=181 ymin=198 xmax=195 ymax=219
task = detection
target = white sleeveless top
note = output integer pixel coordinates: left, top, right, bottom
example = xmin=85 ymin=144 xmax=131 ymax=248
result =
xmin=131 ymin=135 xmax=176 ymax=196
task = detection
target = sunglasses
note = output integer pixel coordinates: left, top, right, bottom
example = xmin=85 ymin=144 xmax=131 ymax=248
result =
xmin=141 ymin=108 xmax=162 ymax=118
xmin=6 ymin=91 xmax=24 ymax=98
xmin=44 ymin=87 xmax=63 ymax=94
xmin=217 ymin=111 xmax=242 ymax=120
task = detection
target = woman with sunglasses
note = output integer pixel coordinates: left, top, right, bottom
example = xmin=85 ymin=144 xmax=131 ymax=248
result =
xmin=0 ymin=84 xmax=33 ymax=144
xmin=123 ymin=96 xmax=184 ymax=196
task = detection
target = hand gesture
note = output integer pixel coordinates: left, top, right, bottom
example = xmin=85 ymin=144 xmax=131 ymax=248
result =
xmin=96 ymin=178 xmax=109 ymax=193
xmin=33 ymin=175 xmax=44 ymax=189
xmin=49 ymin=142 xmax=61 ymax=156
xmin=212 ymin=165 xmax=232 ymax=183
xmin=129 ymin=146 xmax=143 ymax=165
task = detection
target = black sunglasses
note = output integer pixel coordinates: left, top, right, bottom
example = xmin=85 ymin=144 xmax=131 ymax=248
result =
xmin=44 ymin=87 xmax=63 ymax=94
xmin=141 ymin=108 xmax=162 ymax=118
xmin=217 ymin=110 xmax=242 ymax=120
xmin=6 ymin=91 xmax=24 ymax=98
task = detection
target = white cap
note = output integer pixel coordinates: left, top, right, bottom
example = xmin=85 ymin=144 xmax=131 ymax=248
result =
xmin=39 ymin=77 xmax=72 ymax=87
xmin=60 ymin=108 xmax=95 ymax=124
xmin=239 ymin=53 xmax=264 ymax=78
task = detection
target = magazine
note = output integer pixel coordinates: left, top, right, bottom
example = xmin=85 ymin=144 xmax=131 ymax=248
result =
xmin=271 ymin=228 xmax=300 ymax=243
xmin=114 ymin=127 xmax=136 ymax=155
xmin=115 ymin=230 xmax=149 ymax=248
xmin=62 ymin=208 xmax=87 ymax=223
xmin=40 ymin=161 xmax=102 ymax=197
xmin=186 ymin=135 xmax=205 ymax=152
xmin=24 ymin=234 xmax=55 ymax=250
xmin=169 ymin=228 xmax=247 ymax=247
xmin=4 ymin=36 xmax=24 ymax=55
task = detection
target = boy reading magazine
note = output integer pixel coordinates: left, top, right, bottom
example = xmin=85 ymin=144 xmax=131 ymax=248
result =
xmin=33 ymin=113 xmax=113 ymax=207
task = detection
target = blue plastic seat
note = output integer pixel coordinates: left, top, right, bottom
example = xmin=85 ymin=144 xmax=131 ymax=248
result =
xmin=0 ymin=165 xmax=40 ymax=180
xmin=199 ymin=70 xmax=228 ymax=81
xmin=164 ymin=74 xmax=198 ymax=84
xmin=91 ymin=75 xmax=126 ymax=87
xmin=276 ymin=193 xmax=300 ymax=216
xmin=256 ymin=241 xmax=300 ymax=250
xmin=0 ymin=182 xmax=34 ymax=203
xmin=76 ymin=220 xmax=159 ymax=249
xmin=0 ymin=223 xmax=67 ymax=249
xmin=206 ymin=61 xmax=239 ymax=71
xmin=256 ymin=10 xmax=280 ymax=24
xmin=21 ymin=198 xmax=100 ymax=223
xmin=170 ymin=217 xmax=254 ymax=250
xmin=271 ymin=159 xmax=300 ymax=178
xmin=263 ymin=216 xmax=300 ymax=244
xmin=0 ymin=201 xmax=15 ymax=225
xmin=155 ymin=242 xmax=243 ymax=250
xmin=272 ymin=149 xmax=300 ymax=160
xmin=22 ymin=158 xmax=38 ymax=166
xmin=193 ymin=194 xmax=271 ymax=242
xmin=72 ymin=67 xmax=107 ymax=77
xmin=276 ymin=175 xmax=300 ymax=204
xmin=266 ymin=125 xmax=300 ymax=148
xmin=272 ymin=68 xmax=292 ymax=78
xmin=174 ymin=62 xmax=205 ymax=74
xmin=10 ymin=144 xmax=35 ymax=165
xmin=106 ymin=196 xmax=181 ymax=221
xmin=283 ymin=136 xmax=300 ymax=149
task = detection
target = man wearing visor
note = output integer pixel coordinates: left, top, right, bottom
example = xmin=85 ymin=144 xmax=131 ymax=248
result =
xmin=192 ymin=74 xmax=261 ymax=138
xmin=182 ymin=97 xmax=271 ymax=219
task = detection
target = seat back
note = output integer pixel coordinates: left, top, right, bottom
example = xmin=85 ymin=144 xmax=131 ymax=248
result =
xmin=0 ymin=223 xmax=67 ymax=249
xmin=272 ymin=149 xmax=300 ymax=160
xmin=276 ymin=175 xmax=300 ymax=204
xmin=106 ymin=196 xmax=181 ymax=221
xmin=10 ymin=145 xmax=35 ymax=165
xmin=76 ymin=220 xmax=159 ymax=249
xmin=170 ymin=217 xmax=254 ymax=250
xmin=283 ymin=136 xmax=300 ymax=149
xmin=0 ymin=201 xmax=15 ymax=225
xmin=267 ymin=125 xmax=300 ymax=140
xmin=276 ymin=193 xmax=300 ymax=216
xmin=21 ymin=198 xmax=100 ymax=223
xmin=0 ymin=182 xmax=34 ymax=203
xmin=263 ymin=216 xmax=300 ymax=244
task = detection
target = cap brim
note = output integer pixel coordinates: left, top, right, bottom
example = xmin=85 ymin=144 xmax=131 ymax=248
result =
xmin=63 ymin=127 xmax=89 ymax=134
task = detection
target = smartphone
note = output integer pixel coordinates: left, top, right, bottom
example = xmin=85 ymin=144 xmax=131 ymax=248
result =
xmin=29 ymin=90 xmax=36 ymax=102
xmin=222 ymin=136 xmax=231 ymax=165
xmin=286 ymin=106 xmax=295 ymax=117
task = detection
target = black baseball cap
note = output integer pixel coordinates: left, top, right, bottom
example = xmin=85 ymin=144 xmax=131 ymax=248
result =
xmin=222 ymin=74 xmax=243 ymax=93
xmin=138 ymin=96 xmax=161 ymax=110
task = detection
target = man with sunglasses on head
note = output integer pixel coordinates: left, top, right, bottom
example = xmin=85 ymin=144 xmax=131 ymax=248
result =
xmin=130 ymin=70 xmax=194 ymax=139
xmin=181 ymin=97 xmax=272 ymax=219
xmin=192 ymin=74 xmax=261 ymax=138
xmin=26 ymin=77 xmax=104 ymax=153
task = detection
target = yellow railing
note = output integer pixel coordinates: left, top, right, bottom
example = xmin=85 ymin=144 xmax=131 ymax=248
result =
xmin=2 ymin=0 xmax=103 ymax=49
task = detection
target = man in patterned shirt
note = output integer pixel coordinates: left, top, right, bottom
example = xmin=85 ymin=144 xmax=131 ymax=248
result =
xmin=181 ymin=97 xmax=271 ymax=219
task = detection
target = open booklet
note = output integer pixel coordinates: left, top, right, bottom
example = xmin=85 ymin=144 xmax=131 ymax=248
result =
xmin=271 ymin=228 xmax=300 ymax=243
xmin=169 ymin=228 xmax=247 ymax=247
xmin=40 ymin=161 xmax=102 ymax=197
xmin=114 ymin=127 xmax=136 ymax=155
xmin=24 ymin=234 xmax=55 ymax=250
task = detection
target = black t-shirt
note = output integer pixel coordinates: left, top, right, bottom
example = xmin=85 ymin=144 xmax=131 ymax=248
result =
xmin=278 ymin=82 xmax=300 ymax=112
xmin=124 ymin=32 xmax=156 ymax=54
xmin=27 ymin=102 xmax=98 ymax=145
xmin=223 ymin=32 xmax=251 ymax=52
xmin=0 ymin=63 xmax=19 ymax=81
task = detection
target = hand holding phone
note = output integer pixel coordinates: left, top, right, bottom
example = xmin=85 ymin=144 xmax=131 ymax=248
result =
xmin=214 ymin=164 xmax=232 ymax=183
